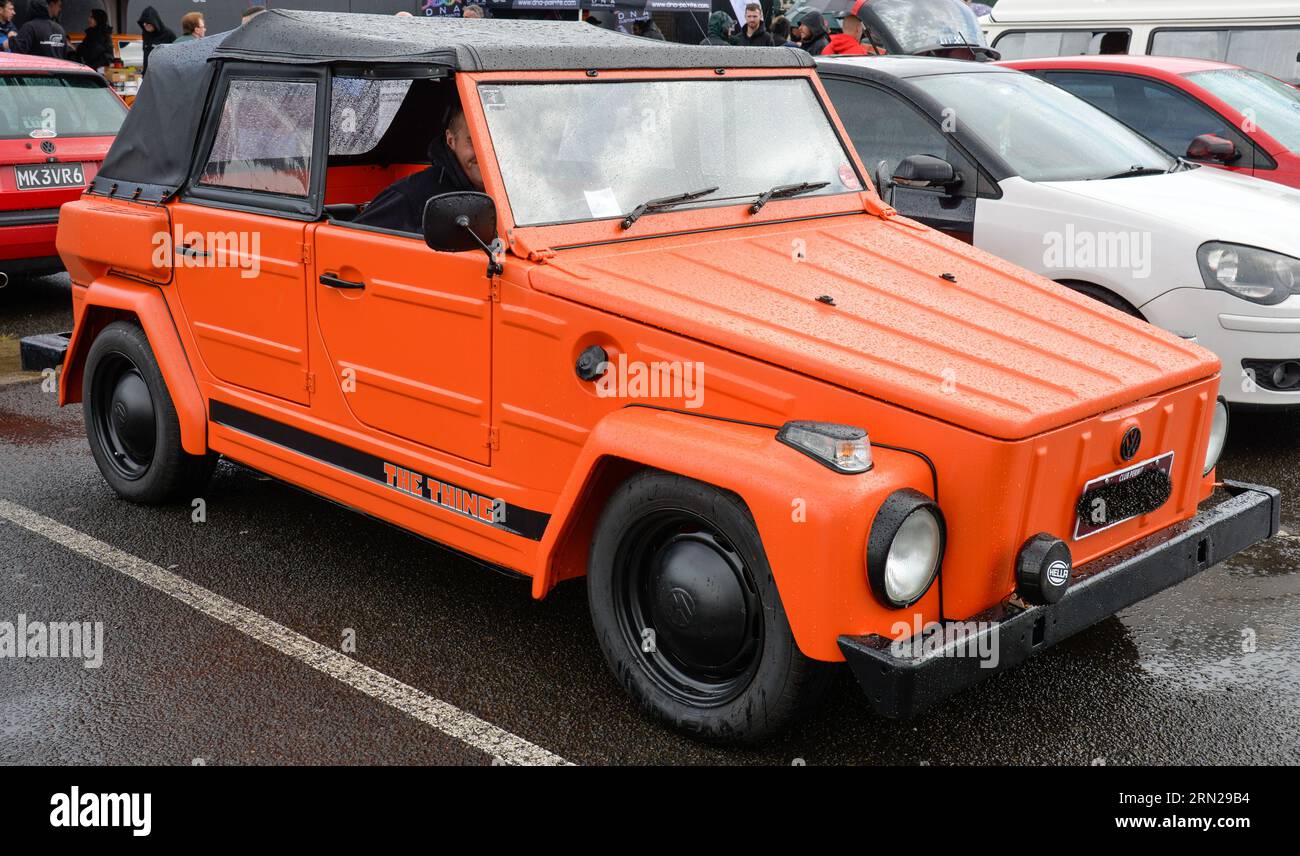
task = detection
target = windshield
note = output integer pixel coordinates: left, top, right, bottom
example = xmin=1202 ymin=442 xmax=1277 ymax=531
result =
xmin=479 ymin=79 xmax=861 ymax=227
xmin=0 ymin=74 xmax=126 ymax=140
xmin=910 ymin=72 xmax=1175 ymax=182
xmin=867 ymin=0 xmax=986 ymax=53
xmin=1187 ymin=68 xmax=1300 ymax=152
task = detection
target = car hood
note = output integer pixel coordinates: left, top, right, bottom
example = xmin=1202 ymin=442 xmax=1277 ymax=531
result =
xmin=1038 ymin=166 xmax=1300 ymax=253
xmin=527 ymin=214 xmax=1218 ymax=440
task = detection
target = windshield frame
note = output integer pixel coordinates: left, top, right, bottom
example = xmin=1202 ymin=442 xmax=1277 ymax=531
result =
xmin=461 ymin=68 xmax=873 ymax=248
xmin=903 ymin=68 xmax=1176 ymax=184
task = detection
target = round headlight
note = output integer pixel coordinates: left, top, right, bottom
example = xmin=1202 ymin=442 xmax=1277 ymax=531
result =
xmin=867 ymin=489 xmax=945 ymax=608
xmin=1204 ymin=397 xmax=1229 ymax=476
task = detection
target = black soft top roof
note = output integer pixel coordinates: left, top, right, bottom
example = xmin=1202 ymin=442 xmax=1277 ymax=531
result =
xmin=92 ymin=12 xmax=812 ymax=203
xmin=216 ymin=10 xmax=812 ymax=71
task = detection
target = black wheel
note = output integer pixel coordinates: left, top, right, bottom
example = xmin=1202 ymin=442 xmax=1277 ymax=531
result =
xmin=588 ymin=470 xmax=833 ymax=743
xmin=83 ymin=321 xmax=217 ymax=504
xmin=1058 ymin=280 xmax=1146 ymax=320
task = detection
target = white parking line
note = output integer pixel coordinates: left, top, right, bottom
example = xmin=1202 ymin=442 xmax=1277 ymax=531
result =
xmin=0 ymin=498 xmax=571 ymax=766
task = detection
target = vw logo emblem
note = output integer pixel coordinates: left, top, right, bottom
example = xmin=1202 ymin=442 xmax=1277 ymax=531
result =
xmin=1120 ymin=426 xmax=1141 ymax=461
xmin=667 ymin=587 xmax=695 ymax=628
xmin=40 ymin=141 xmax=56 ymax=154
xmin=1046 ymin=559 xmax=1070 ymax=587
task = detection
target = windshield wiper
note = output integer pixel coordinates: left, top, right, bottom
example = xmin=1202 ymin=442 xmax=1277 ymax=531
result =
xmin=620 ymin=186 xmax=719 ymax=229
xmin=748 ymin=181 xmax=831 ymax=214
xmin=1102 ymin=165 xmax=1169 ymax=179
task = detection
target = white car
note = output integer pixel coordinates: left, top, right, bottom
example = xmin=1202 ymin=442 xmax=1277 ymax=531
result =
xmin=819 ymin=56 xmax=1300 ymax=406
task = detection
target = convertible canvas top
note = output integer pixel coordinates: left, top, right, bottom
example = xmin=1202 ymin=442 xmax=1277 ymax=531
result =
xmin=215 ymin=10 xmax=812 ymax=71
xmin=92 ymin=11 xmax=812 ymax=203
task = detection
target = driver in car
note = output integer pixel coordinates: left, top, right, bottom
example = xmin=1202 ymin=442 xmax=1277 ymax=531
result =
xmin=354 ymin=102 xmax=484 ymax=234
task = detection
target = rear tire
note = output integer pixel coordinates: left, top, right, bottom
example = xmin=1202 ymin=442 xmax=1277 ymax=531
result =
xmin=588 ymin=470 xmax=833 ymax=743
xmin=83 ymin=320 xmax=216 ymax=504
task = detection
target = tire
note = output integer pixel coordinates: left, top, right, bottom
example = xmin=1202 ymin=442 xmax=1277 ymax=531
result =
xmin=1058 ymin=280 xmax=1145 ymax=320
xmin=588 ymin=470 xmax=834 ymax=743
xmin=83 ymin=320 xmax=217 ymax=504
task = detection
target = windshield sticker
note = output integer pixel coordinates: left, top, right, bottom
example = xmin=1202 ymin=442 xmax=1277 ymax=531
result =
xmin=584 ymin=188 xmax=622 ymax=219
xmin=839 ymin=163 xmax=862 ymax=190
xmin=480 ymin=87 xmax=506 ymax=110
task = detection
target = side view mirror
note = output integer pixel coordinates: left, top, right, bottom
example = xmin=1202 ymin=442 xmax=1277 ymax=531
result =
xmin=892 ymin=154 xmax=961 ymax=192
xmin=874 ymin=160 xmax=895 ymax=206
xmin=1187 ymin=134 xmax=1240 ymax=164
xmin=423 ymin=191 xmax=502 ymax=276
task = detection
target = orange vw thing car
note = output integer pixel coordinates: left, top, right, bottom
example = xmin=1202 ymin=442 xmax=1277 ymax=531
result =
xmin=53 ymin=13 xmax=1278 ymax=742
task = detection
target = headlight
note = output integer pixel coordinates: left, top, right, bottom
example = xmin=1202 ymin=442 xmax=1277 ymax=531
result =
xmin=1198 ymin=242 xmax=1300 ymax=306
xmin=777 ymin=421 xmax=872 ymax=473
xmin=867 ymin=489 xmax=945 ymax=608
xmin=1204 ymin=396 xmax=1229 ymax=476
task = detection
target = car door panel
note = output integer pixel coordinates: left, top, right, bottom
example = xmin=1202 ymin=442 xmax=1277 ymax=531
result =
xmin=312 ymin=223 xmax=493 ymax=465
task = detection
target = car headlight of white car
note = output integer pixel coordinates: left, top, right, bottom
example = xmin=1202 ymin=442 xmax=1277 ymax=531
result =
xmin=1198 ymin=242 xmax=1300 ymax=306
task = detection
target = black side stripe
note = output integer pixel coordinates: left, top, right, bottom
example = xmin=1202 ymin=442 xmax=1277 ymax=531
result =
xmin=209 ymin=400 xmax=550 ymax=541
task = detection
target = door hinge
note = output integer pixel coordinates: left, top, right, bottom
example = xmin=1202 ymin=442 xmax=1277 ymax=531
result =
xmin=301 ymin=243 xmax=312 ymax=265
xmin=305 ymin=372 xmax=316 ymax=394
xmin=487 ymin=426 xmax=500 ymax=450
xmin=489 ymin=279 xmax=500 ymax=302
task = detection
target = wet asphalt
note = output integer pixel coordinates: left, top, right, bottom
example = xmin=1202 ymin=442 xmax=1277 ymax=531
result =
xmin=0 ymin=273 xmax=1297 ymax=766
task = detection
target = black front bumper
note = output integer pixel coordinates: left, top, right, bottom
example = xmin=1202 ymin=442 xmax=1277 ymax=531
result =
xmin=839 ymin=481 xmax=1280 ymax=718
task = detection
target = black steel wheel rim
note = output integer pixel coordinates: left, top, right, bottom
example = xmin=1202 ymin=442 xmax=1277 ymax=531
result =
xmin=91 ymin=351 xmax=156 ymax=481
xmin=612 ymin=508 xmax=764 ymax=707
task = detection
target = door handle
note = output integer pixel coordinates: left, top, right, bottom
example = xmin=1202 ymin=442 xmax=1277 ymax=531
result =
xmin=320 ymin=272 xmax=365 ymax=290
xmin=179 ymin=243 xmax=209 ymax=258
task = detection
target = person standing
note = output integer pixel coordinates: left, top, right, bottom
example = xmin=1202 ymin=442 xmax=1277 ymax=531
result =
xmin=795 ymin=9 xmax=829 ymax=56
xmin=769 ymin=15 xmax=798 ymax=48
xmin=699 ymin=10 xmax=735 ymax=45
xmin=72 ymin=7 xmax=113 ymax=68
xmin=822 ymin=10 xmax=871 ymax=55
xmin=736 ymin=3 xmax=772 ymax=47
xmin=137 ymin=6 xmax=175 ymax=73
xmin=174 ymin=12 xmax=205 ymax=43
xmin=1 ymin=0 xmax=19 ymax=52
xmin=631 ymin=17 xmax=665 ymax=40
xmin=10 ymin=0 xmax=69 ymax=59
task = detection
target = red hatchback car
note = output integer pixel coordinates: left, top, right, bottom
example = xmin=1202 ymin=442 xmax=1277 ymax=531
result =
xmin=1005 ymin=55 xmax=1300 ymax=190
xmin=1 ymin=52 xmax=126 ymax=283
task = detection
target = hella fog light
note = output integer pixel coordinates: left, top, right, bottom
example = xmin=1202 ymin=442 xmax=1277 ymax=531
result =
xmin=777 ymin=421 xmax=872 ymax=473
xmin=1204 ymin=397 xmax=1229 ymax=476
xmin=867 ymin=489 xmax=945 ymax=608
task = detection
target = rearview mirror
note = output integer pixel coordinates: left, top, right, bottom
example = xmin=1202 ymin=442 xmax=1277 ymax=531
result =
xmin=1186 ymin=134 xmax=1240 ymax=164
xmin=892 ymin=154 xmax=960 ymax=191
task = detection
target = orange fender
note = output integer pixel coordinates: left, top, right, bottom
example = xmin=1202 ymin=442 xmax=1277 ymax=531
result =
xmin=60 ymin=278 xmax=208 ymax=457
xmin=537 ymin=407 xmax=936 ymax=661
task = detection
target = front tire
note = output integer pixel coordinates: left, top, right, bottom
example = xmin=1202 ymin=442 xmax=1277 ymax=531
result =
xmin=83 ymin=320 xmax=216 ymax=504
xmin=588 ymin=470 xmax=833 ymax=743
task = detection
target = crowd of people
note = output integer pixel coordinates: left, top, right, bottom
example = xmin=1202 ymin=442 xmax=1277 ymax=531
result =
xmin=0 ymin=2 xmax=266 ymax=72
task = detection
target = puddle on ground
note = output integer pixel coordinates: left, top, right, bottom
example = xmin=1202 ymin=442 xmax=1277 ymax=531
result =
xmin=0 ymin=338 xmax=80 ymax=446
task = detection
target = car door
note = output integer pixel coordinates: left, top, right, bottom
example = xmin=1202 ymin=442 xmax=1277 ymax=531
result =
xmin=173 ymin=68 xmax=327 ymax=406
xmin=312 ymin=222 xmax=494 ymax=466
xmin=821 ymin=76 xmax=983 ymax=243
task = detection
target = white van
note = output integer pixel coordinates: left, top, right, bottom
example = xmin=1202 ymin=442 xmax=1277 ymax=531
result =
xmin=982 ymin=0 xmax=1300 ymax=84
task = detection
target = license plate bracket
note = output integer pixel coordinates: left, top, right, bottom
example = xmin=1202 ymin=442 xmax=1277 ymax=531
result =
xmin=1074 ymin=451 xmax=1175 ymax=540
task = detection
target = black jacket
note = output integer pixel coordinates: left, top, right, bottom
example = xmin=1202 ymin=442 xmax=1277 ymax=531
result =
xmin=10 ymin=0 xmax=69 ymax=59
xmin=353 ymin=143 xmax=477 ymax=235
xmin=73 ymin=14 xmax=114 ymax=69
xmin=137 ymin=7 xmax=176 ymax=73
xmin=737 ymin=22 xmax=773 ymax=47
xmin=800 ymin=10 xmax=830 ymax=56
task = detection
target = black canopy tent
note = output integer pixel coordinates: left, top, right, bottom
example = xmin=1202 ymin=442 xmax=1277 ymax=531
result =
xmin=92 ymin=10 xmax=809 ymax=201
